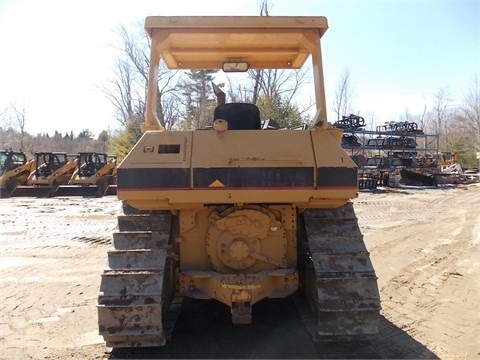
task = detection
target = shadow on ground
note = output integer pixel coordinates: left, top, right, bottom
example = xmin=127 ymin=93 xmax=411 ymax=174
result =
xmin=109 ymin=296 xmax=439 ymax=359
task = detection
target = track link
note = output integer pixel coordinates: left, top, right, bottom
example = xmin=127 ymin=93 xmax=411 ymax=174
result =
xmin=300 ymin=202 xmax=381 ymax=340
xmin=97 ymin=211 xmax=181 ymax=347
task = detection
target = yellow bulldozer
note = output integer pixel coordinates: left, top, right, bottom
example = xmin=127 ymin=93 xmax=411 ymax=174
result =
xmin=55 ymin=152 xmax=117 ymax=197
xmin=11 ymin=152 xmax=77 ymax=197
xmin=0 ymin=149 xmax=36 ymax=198
xmin=97 ymin=16 xmax=381 ymax=348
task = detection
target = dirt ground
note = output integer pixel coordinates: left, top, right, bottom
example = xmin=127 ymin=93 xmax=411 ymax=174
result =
xmin=0 ymin=183 xmax=479 ymax=359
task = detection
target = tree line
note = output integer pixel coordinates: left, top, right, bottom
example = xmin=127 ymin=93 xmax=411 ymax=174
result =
xmin=0 ymin=122 xmax=111 ymax=159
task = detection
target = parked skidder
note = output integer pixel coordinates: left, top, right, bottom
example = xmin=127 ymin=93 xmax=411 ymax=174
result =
xmin=97 ymin=16 xmax=381 ymax=347
xmin=0 ymin=149 xmax=36 ymax=197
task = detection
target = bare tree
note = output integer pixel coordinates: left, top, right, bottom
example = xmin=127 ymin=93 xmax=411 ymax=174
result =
xmin=161 ymin=94 xmax=183 ymax=131
xmin=101 ymin=24 xmax=182 ymax=132
xmin=13 ymin=104 xmax=27 ymax=150
xmin=430 ymin=87 xmax=454 ymax=149
xmin=417 ymin=98 xmax=429 ymax=131
xmin=0 ymin=102 xmax=29 ymax=150
xmin=103 ymin=59 xmax=136 ymax=127
xmin=0 ymin=106 xmax=8 ymax=128
xmin=250 ymin=0 xmax=270 ymax=103
xmin=333 ymin=68 xmax=355 ymax=120
xmin=458 ymin=75 xmax=480 ymax=151
xmin=225 ymin=0 xmax=313 ymax=127
xmin=365 ymin=111 xmax=377 ymax=131
xmin=400 ymin=102 xmax=427 ymax=130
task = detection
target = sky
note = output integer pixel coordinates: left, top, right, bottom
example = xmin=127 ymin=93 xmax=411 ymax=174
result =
xmin=0 ymin=0 xmax=478 ymax=137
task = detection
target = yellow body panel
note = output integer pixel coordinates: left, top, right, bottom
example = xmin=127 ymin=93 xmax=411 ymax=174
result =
xmin=117 ymin=126 xmax=358 ymax=210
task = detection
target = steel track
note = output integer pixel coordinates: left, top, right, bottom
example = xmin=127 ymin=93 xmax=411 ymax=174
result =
xmin=97 ymin=211 xmax=181 ymax=347
xmin=299 ymin=202 xmax=381 ymax=340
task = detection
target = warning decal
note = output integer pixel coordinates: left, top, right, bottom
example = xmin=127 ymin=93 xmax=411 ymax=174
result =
xmin=209 ymin=179 xmax=225 ymax=187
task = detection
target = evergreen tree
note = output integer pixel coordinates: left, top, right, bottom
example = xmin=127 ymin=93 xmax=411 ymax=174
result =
xmin=77 ymin=129 xmax=93 ymax=139
xmin=97 ymin=130 xmax=110 ymax=153
xmin=256 ymin=94 xmax=304 ymax=128
xmin=108 ymin=119 xmax=139 ymax=162
xmin=179 ymin=70 xmax=219 ymax=129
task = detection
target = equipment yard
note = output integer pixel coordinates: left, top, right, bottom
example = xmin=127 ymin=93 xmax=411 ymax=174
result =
xmin=0 ymin=183 xmax=478 ymax=359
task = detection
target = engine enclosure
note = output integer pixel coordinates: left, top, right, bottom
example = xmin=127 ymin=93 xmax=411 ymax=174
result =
xmin=116 ymin=125 xmax=358 ymax=318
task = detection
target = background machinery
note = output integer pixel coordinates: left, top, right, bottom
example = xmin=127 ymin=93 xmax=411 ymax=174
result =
xmin=11 ymin=152 xmax=77 ymax=197
xmin=97 ymin=16 xmax=381 ymax=348
xmin=0 ymin=149 xmax=36 ymax=197
xmin=56 ymin=152 xmax=117 ymax=197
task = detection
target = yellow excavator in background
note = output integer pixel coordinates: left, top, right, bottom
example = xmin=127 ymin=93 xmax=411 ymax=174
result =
xmin=0 ymin=149 xmax=36 ymax=198
xmin=55 ymin=152 xmax=117 ymax=197
xmin=11 ymin=152 xmax=77 ymax=197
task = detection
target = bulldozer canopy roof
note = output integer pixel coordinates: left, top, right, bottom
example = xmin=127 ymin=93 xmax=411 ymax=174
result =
xmin=145 ymin=16 xmax=328 ymax=70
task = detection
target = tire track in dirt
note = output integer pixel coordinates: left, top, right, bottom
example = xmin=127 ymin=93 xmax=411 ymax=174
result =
xmin=382 ymin=217 xmax=478 ymax=358
xmin=354 ymin=185 xmax=480 ymax=359
xmin=0 ymin=242 xmax=112 ymax=359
